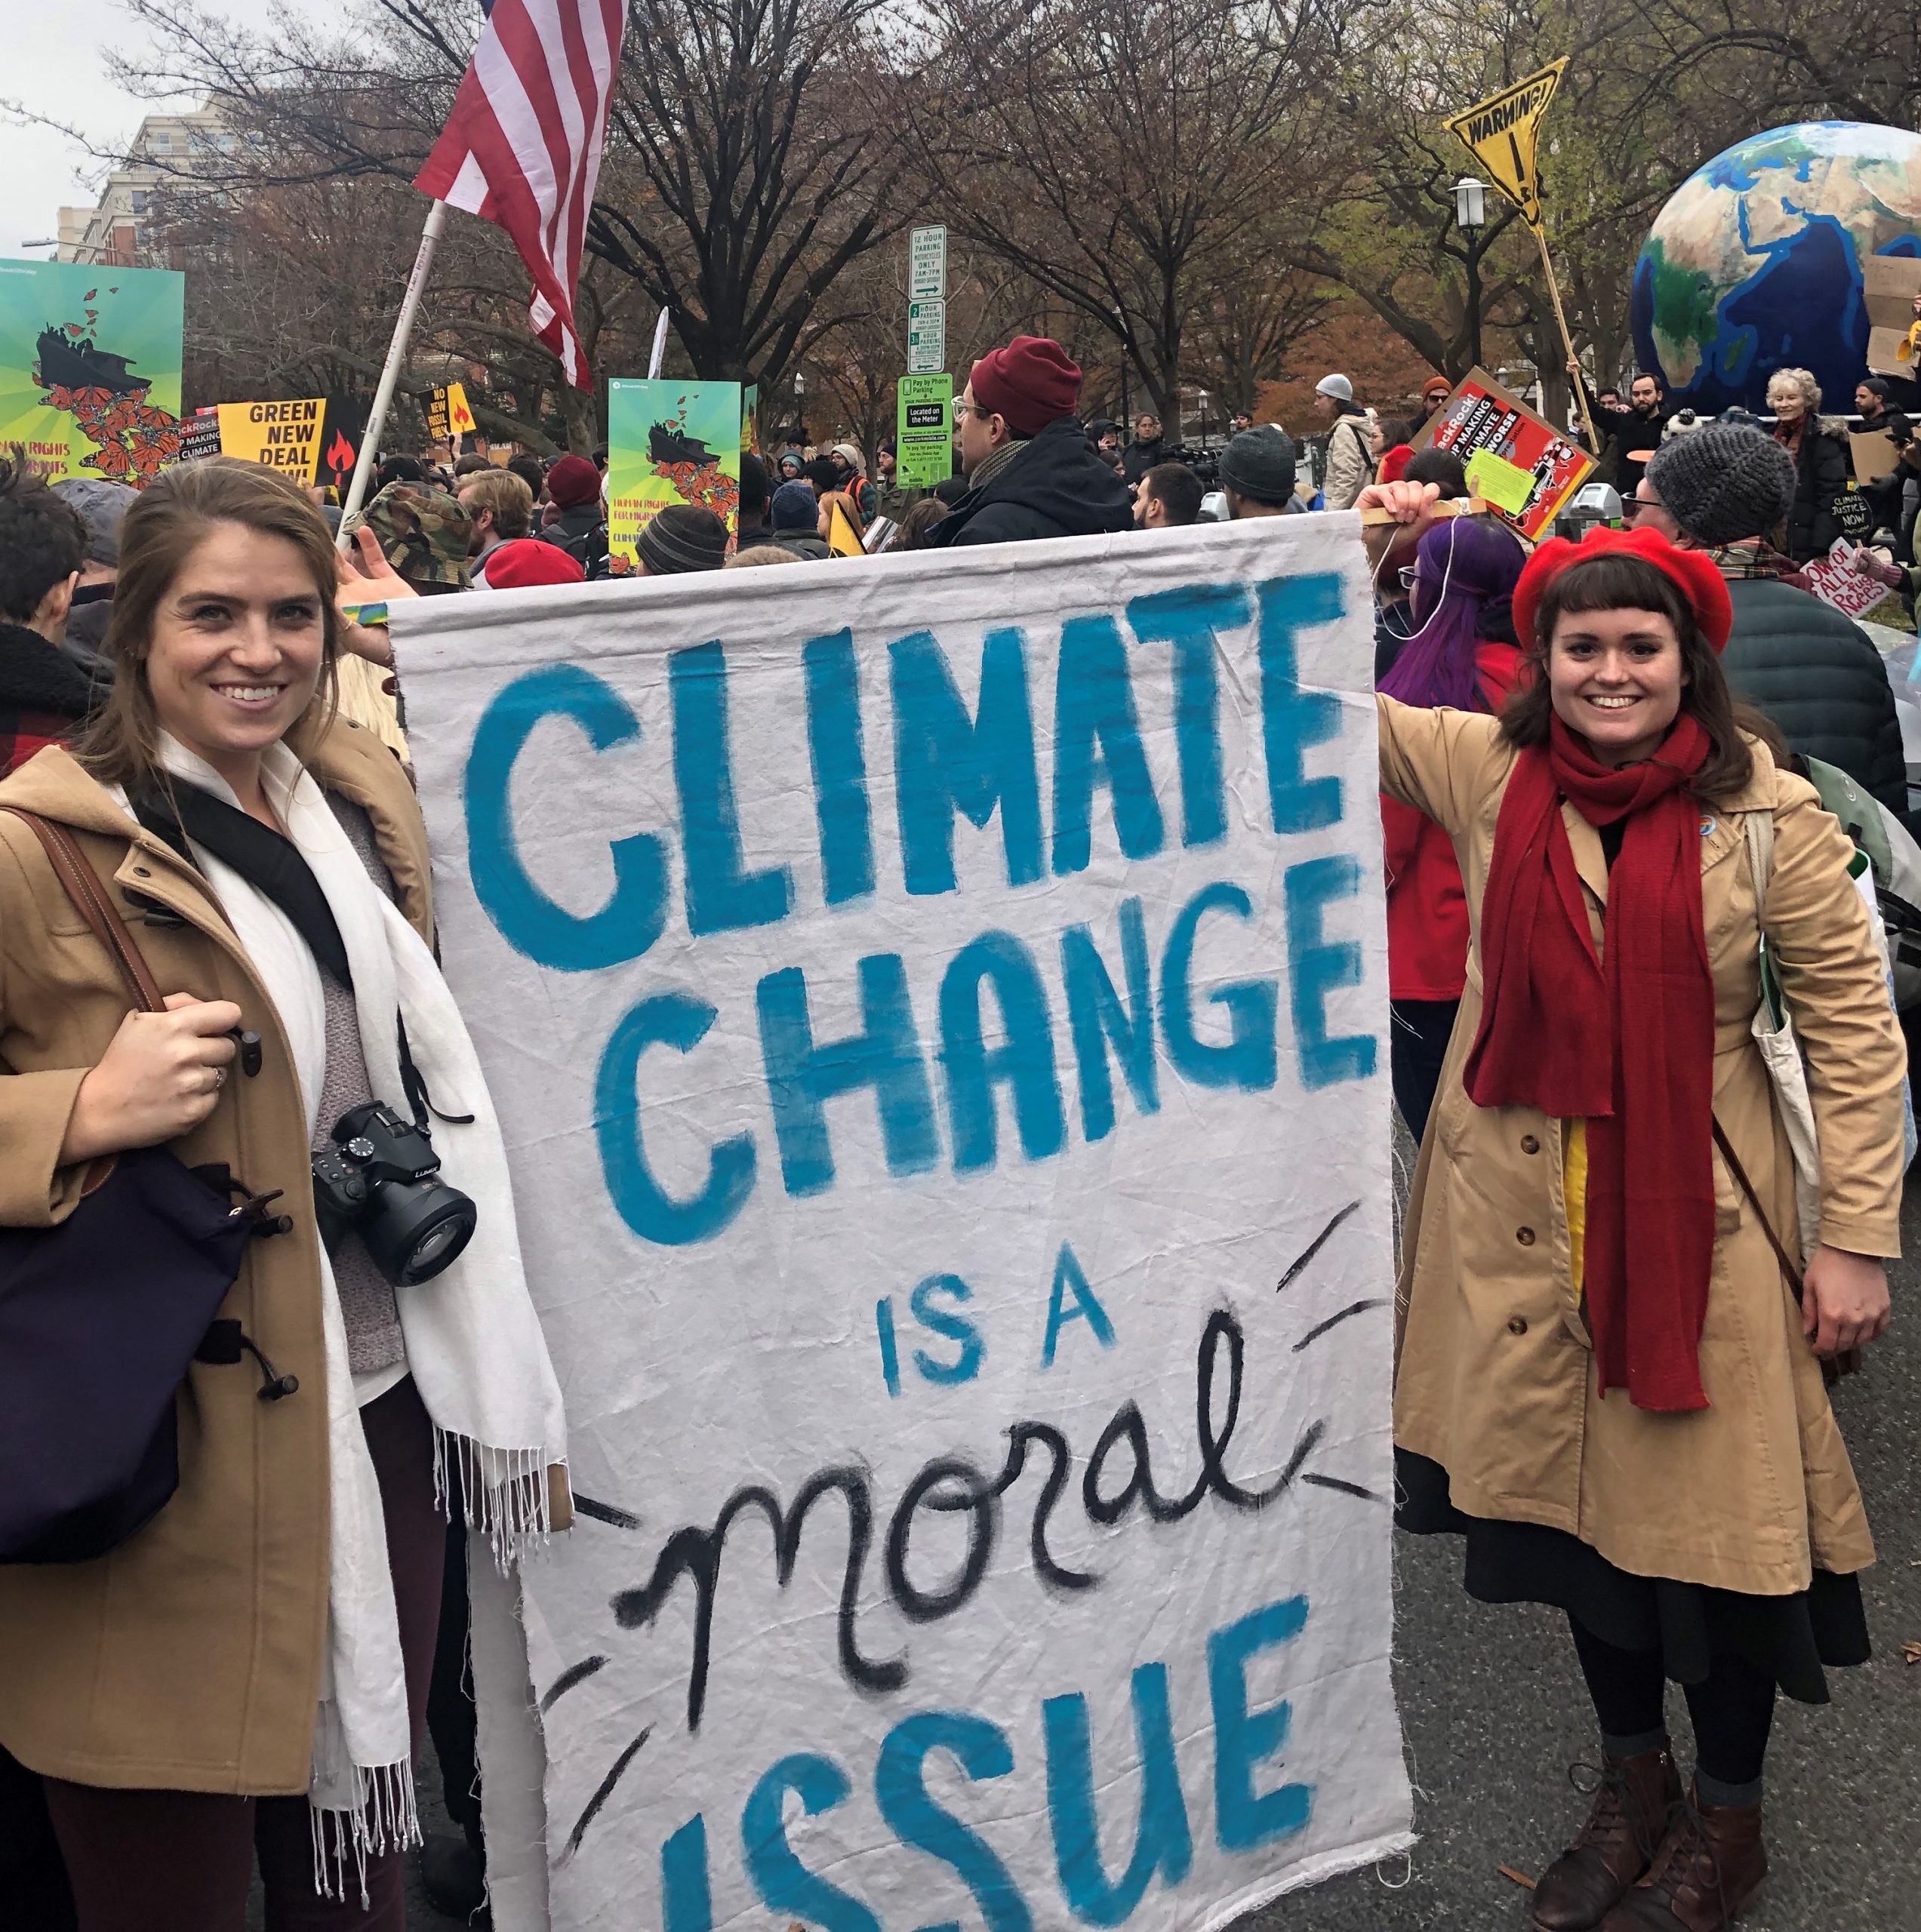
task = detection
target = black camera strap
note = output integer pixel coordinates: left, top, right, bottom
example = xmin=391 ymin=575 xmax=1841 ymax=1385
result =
xmin=396 ymin=1014 xmax=473 ymax=1130
xmin=135 ymin=783 xmax=471 ymax=1128
xmin=136 ymin=783 xmax=353 ymax=991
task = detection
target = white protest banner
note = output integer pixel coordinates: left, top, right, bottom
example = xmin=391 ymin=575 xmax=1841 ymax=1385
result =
xmin=397 ymin=515 xmax=1412 ymax=1930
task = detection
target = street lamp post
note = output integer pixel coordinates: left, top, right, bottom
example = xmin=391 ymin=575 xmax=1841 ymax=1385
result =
xmin=1454 ymin=176 xmax=1488 ymax=373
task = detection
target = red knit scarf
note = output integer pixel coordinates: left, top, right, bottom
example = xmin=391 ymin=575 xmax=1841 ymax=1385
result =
xmin=1462 ymin=714 xmax=1716 ymax=1412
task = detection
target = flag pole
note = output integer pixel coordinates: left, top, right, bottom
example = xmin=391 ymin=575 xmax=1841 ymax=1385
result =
xmin=1530 ymin=223 xmax=1598 ymax=451
xmin=647 ymin=306 xmax=670 ymax=380
xmin=337 ymin=198 xmax=451 ymax=548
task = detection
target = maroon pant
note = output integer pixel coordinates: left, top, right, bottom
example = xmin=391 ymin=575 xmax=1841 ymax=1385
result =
xmin=43 ymin=1377 xmax=445 ymax=1932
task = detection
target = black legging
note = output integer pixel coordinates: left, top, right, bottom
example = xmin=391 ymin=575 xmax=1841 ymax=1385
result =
xmin=427 ymin=1467 xmax=483 ymax=1855
xmin=1569 ymin=1617 xmax=1777 ymax=1786
xmin=1390 ymin=998 xmax=1458 ymax=1144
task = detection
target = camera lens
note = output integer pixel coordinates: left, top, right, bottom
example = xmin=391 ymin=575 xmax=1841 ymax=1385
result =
xmin=362 ymin=1176 xmax=478 ymax=1285
xmin=409 ymin=1220 xmax=466 ymax=1270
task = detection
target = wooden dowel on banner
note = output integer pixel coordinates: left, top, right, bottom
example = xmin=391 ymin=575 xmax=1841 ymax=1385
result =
xmin=1530 ymin=222 xmax=1597 ymax=451
xmin=1358 ymin=496 xmax=1492 ymax=526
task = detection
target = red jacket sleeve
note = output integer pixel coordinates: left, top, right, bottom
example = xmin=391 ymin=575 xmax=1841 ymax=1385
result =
xmin=1473 ymin=641 xmax=1526 ymax=713
xmin=1381 ymin=792 xmax=1424 ymax=888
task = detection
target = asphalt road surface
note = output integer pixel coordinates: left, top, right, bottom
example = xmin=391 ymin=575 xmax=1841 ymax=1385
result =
xmin=257 ymin=1169 xmax=1921 ymax=1932
xmin=1238 ymin=1168 xmax=1921 ymax=1932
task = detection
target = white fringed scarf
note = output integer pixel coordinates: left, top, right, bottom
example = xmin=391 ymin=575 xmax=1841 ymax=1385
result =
xmin=139 ymin=737 xmax=568 ymax=1899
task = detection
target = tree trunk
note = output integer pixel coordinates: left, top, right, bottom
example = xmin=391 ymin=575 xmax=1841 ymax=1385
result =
xmin=558 ymin=381 xmax=600 ymax=456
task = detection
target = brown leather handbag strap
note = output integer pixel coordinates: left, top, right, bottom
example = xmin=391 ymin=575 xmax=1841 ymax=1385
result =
xmin=1713 ymin=1114 xmax=1865 ymax=1385
xmin=1 ymin=808 xmax=166 ymax=1014
xmin=1710 ymin=1115 xmax=1802 ymax=1294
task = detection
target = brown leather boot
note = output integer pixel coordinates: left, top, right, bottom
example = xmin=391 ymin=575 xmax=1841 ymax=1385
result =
xmin=1599 ymin=1781 xmax=1768 ymax=1930
xmin=1532 ymin=1747 xmax=1682 ymax=1930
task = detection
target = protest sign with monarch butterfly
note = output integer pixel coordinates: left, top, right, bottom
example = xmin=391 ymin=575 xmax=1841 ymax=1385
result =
xmin=0 ymin=258 xmax=185 ymax=485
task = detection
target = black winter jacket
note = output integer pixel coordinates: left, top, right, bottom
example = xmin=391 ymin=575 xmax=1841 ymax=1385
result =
xmin=1600 ymin=405 xmax=1670 ymax=497
xmin=768 ymin=531 xmax=833 ymax=560
xmin=1779 ymin=422 xmax=1850 ymax=564
xmin=1721 ymin=578 xmax=1907 ymax=814
xmin=536 ymin=503 xmax=611 ymax=578
xmin=928 ymin=419 xmax=1134 ymax=548
xmin=1121 ymin=436 xmax=1164 ymax=486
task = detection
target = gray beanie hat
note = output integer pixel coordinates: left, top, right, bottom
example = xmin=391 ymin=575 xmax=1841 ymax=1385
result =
xmin=51 ymin=478 xmax=138 ymax=567
xmin=1218 ymin=426 xmax=1298 ymax=506
xmin=1644 ymin=423 xmax=1795 ymax=546
xmin=636 ymin=502 xmax=729 ymax=575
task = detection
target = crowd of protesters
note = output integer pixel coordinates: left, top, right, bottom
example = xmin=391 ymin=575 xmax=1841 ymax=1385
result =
xmin=0 ymin=309 xmax=1916 ymax=1932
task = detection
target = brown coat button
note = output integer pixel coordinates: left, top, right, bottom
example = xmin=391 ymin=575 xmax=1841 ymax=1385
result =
xmin=1520 ymin=1134 xmax=1541 ymax=1155
xmin=1508 ymin=1316 xmax=1529 ymax=1336
xmin=1516 ymin=1226 xmax=1536 ymax=1246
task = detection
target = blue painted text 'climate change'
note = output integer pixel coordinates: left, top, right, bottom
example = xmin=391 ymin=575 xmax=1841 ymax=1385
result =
xmin=462 ymin=574 xmax=1376 ymax=1245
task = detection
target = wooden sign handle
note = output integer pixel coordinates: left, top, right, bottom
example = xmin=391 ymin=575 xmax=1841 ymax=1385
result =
xmin=1358 ymin=496 xmax=1490 ymax=527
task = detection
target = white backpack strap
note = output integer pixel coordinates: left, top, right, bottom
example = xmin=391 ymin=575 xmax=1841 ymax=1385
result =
xmin=1744 ymin=808 xmax=1774 ymax=927
xmin=1741 ymin=801 xmax=1824 ymax=1261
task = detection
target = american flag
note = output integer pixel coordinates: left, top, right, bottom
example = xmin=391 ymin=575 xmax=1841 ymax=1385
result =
xmin=414 ymin=0 xmax=626 ymax=389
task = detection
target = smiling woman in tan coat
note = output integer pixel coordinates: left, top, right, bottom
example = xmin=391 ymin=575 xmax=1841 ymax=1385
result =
xmin=1368 ymin=495 xmax=1905 ymax=1932
xmin=0 ymin=459 xmax=568 ymax=1930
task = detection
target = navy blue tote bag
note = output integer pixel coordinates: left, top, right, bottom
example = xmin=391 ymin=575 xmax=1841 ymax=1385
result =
xmin=0 ymin=808 xmax=257 ymax=1564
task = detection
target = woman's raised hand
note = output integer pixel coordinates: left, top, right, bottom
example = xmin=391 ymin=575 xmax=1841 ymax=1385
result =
xmin=59 ymin=993 xmax=243 ymax=1164
xmin=1356 ymin=480 xmax=1445 ymax=576
xmin=1801 ymin=1244 xmax=1892 ymax=1358
xmin=1355 ymin=480 xmax=1443 ymax=523
xmin=334 ymin=525 xmax=417 ymax=668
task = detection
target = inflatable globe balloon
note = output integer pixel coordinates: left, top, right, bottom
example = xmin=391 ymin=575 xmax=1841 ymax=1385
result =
xmin=1630 ymin=122 xmax=1921 ymax=413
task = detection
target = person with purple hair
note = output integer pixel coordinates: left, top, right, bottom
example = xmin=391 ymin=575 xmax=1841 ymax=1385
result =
xmin=1378 ymin=514 xmax=1528 ymax=1140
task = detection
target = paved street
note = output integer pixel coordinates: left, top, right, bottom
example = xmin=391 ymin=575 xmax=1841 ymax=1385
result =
xmin=1239 ymin=1168 xmax=1921 ymax=1932
xmin=277 ymin=1169 xmax=1921 ymax=1932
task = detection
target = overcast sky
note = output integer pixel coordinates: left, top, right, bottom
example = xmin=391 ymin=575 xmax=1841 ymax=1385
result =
xmin=0 ymin=0 xmax=256 ymax=257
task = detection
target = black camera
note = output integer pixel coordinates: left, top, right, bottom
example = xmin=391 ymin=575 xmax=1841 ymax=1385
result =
xmin=312 ymin=1102 xmax=477 ymax=1286
xmin=1165 ymin=442 xmax=1221 ymax=488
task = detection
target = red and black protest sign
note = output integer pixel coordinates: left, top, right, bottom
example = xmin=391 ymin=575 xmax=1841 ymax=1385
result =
xmin=1412 ymin=368 xmax=1594 ymax=543
xmin=319 ymin=396 xmax=371 ymax=496
xmin=174 ymin=408 xmax=222 ymax=465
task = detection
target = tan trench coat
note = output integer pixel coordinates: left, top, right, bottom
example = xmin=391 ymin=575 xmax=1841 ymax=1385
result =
xmin=0 ymin=724 xmax=435 ymax=1794
xmin=1380 ymin=697 xmax=1906 ymax=1597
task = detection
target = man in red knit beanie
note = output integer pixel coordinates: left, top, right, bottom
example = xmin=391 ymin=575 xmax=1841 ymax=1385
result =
xmin=534 ymin=452 xmax=609 ymax=578
xmin=926 ymin=334 xmax=1133 ymax=548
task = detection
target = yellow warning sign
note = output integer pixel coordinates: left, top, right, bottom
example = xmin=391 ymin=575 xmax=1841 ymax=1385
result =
xmin=1444 ymin=58 xmax=1568 ymax=228
xmin=445 ymin=380 xmax=477 ymax=438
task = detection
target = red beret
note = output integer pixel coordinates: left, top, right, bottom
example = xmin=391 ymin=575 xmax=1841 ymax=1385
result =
xmin=479 ymin=538 xmax=586 ymax=589
xmin=1513 ymin=526 xmax=1733 ymax=656
xmin=969 ymin=336 xmax=1082 ymax=438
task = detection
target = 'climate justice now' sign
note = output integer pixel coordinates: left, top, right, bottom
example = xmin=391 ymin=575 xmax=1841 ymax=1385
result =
xmin=399 ymin=516 xmax=1412 ymax=1930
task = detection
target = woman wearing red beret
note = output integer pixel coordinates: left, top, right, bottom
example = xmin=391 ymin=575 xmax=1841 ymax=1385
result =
xmin=1368 ymin=490 xmax=1906 ymax=1932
